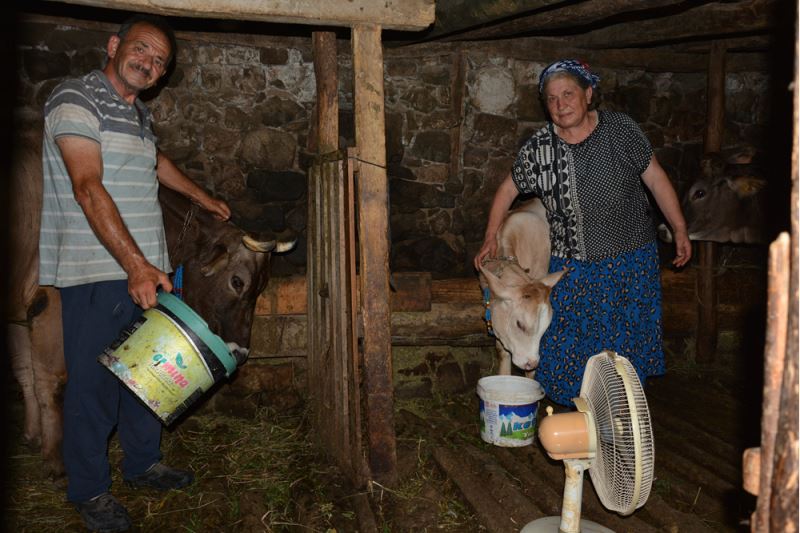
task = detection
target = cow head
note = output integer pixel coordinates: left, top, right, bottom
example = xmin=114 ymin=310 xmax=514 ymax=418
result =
xmin=659 ymin=148 xmax=767 ymax=245
xmin=159 ymin=187 xmax=296 ymax=349
xmin=480 ymin=261 xmax=565 ymax=372
xmin=680 ymin=176 xmax=766 ymax=243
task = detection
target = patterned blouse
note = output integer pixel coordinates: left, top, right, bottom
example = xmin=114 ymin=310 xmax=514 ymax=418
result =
xmin=511 ymin=110 xmax=657 ymax=261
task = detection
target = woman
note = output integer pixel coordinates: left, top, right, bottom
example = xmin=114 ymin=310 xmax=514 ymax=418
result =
xmin=474 ymin=59 xmax=691 ymax=405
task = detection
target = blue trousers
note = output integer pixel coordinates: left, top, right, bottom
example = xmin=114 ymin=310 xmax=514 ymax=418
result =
xmin=61 ymin=280 xmax=162 ymax=502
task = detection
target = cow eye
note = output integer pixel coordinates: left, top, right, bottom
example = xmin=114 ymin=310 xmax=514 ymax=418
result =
xmin=516 ymin=320 xmax=526 ymax=332
xmin=231 ymin=275 xmax=245 ymax=293
xmin=691 ymin=189 xmax=706 ymax=200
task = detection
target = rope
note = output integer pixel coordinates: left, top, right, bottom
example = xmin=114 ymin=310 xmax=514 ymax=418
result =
xmin=172 ymin=264 xmax=184 ymax=301
xmin=482 ymin=286 xmax=494 ymax=337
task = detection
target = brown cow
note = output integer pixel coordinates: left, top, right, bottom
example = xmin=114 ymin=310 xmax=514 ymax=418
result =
xmin=8 ymin=131 xmax=294 ymax=481
xmin=8 ymin=127 xmax=67 ymax=481
xmin=659 ymin=148 xmax=767 ymax=244
xmin=160 ymin=186 xmax=295 ymax=350
xmin=479 ymin=198 xmax=565 ymax=375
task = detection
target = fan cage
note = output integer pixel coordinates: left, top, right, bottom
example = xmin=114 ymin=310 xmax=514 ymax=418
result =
xmin=581 ymin=352 xmax=654 ymax=515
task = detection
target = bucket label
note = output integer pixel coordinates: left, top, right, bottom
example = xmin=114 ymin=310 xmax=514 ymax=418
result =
xmin=98 ymin=309 xmax=214 ymax=424
xmin=480 ymin=400 xmax=538 ymax=447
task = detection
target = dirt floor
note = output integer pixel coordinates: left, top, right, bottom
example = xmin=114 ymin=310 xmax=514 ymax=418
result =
xmin=2 ymin=348 xmax=760 ymax=532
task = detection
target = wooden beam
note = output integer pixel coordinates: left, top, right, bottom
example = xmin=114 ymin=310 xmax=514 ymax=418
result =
xmin=44 ymin=0 xmax=435 ymax=31
xmin=570 ymin=0 xmax=775 ymax=49
xmin=352 ymin=23 xmax=397 ymax=486
xmin=313 ymin=31 xmax=339 ymax=154
xmin=425 ymin=0 xmax=561 ymax=40
xmin=435 ymin=0 xmax=709 ymax=42
xmin=696 ymin=41 xmax=726 ymax=364
xmin=763 ymin=26 xmax=799 ymax=529
xmin=389 ymin=37 xmax=768 ymax=73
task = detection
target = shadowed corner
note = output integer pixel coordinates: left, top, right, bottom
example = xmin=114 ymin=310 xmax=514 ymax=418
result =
xmin=1 ymin=6 xmax=20 ymax=533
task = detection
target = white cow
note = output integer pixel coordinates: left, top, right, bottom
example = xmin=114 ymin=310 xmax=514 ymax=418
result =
xmin=479 ymin=198 xmax=565 ymax=375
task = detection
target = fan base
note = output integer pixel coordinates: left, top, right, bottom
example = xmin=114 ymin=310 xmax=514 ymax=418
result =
xmin=520 ymin=516 xmax=615 ymax=533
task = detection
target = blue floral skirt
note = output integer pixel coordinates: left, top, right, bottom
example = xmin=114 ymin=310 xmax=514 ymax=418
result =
xmin=537 ymin=241 xmax=665 ymax=405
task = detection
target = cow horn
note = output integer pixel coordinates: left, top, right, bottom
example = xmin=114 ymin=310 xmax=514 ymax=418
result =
xmin=242 ymin=234 xmax=276 ymax=253
xmin=275 ymin=238 xmax=298 ymax=254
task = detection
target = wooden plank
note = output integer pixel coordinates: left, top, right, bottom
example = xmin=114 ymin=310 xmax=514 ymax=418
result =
xmin=353 ymin=23 xmax=397 ymax=485
xmin=256 ymin=272 xmax=435 ymax=314
xmin=302 ymin=156 xmax=365 ymax=487
xmin=389 ymin=272 xmax=432 ymax=312
xmin=255 ymin=275 xmax=307 ymax=315
xmin=44 ymin=0 xmax=435 ymax=31
xmin=345 ymin=152 xmax=366 ymax=487
xmin=431 ymin=277 xmax=481 ymax=303
xmin=391 ymin=302 xmax=486 ymax=341
xmin=449 ymin=49 xmax=466 ymax=189
xmin=431 ymin=446 xmax=521 ymax=533
xmin=306 ymin=163 xmax=319 ymax=410
xmin=258 ymin=267 xmax=762 ymax=314
xmin=753 ymin=235 xmax=790 ymax=531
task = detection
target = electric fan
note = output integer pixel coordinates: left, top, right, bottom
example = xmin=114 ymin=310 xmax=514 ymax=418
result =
xmin=521 ymin=351 xmax=655 ymax=533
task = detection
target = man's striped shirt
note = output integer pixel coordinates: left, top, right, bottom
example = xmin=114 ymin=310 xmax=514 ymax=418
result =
xmin=39 ymin=70 xmax=171 ymax=287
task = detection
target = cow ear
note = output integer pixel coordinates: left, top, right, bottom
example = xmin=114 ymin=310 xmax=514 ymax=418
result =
xmin=541 ymin=268 xmax=567 ymax=288
xmin=200 ymin=246 xmax=230 ymax=277
xmin=726 ymin=176 xmax=766 ymax=198
xmin=480 ymin=266 xmax=515 ymax=300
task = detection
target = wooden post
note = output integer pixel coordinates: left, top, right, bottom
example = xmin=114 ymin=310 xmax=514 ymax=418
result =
xmin=765 ymin=35 xmax=799 ymax=530
xmin=696 ymin=41 xmax=725 ymax=363
xmin=313 ymin=31 xmax=339 ymax=154
xmin=352 ymin=23 xmax=397 ymax=485
xmin=748 ymin=234 xmax=791 ymax=531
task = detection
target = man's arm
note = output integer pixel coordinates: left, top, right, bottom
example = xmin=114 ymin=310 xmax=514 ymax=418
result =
xmin=57 ymin=136 xmax=172 ymax=309
xmin=156 ymin=151 xmax=231 ymax=221
xmin=641 ymin=155 xmax=692 ymax=267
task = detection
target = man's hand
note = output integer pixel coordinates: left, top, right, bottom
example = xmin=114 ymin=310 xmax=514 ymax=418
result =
xmin=127 ymin=261 xmax=173 ymax=309
xmin=200 ymin=196 xmax=231 ymax=221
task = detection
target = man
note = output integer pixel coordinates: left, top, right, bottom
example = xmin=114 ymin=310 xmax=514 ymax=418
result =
xmin=40 ymin=14 xmax=230 ymax=532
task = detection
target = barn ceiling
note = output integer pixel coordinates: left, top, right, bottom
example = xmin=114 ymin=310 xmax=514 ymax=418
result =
xmin=387 ymin=0 xmax=789 ymax=73
xmin=23 ymin=0 xmax=792 ymax=73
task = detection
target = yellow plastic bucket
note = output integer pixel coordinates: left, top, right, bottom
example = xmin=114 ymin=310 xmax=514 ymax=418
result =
xmin=98 ymin=292 xmax=237 ymax=425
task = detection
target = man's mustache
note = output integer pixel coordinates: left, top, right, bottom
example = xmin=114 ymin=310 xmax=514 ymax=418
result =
xmin=131 ymin=63 xmax=151 ymax=77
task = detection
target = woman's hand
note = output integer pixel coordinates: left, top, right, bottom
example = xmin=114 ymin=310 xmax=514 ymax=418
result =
xmin=474 ymin=237 xmax=498 ymax=271
xmin=672 ymin=228 xmax=692 ymax=267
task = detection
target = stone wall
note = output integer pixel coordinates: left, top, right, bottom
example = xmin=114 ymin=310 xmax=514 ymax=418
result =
xmin=16 ymin=16 xmax=771 ymax=280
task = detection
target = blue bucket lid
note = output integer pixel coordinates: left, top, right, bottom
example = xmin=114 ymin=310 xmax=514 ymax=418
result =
xmin=156 ymin=292 xmax=237 ymax=376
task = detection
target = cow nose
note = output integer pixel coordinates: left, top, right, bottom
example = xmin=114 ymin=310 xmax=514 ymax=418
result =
xmin=226 ymin=342 xmax=249 ymax=365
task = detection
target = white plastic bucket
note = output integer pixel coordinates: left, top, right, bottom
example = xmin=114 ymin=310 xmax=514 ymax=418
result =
xmin=477 ymin=376 xmax=545 ymax=447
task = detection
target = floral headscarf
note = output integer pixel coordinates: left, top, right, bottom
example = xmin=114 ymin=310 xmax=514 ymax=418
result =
xmin=538 ymin=59 xmax=600 ymax=94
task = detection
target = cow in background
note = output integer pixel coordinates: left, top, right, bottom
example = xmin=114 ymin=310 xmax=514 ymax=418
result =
xmin=660 ymin=147 xmax=767 ymax=244
xmin=479 ymin=198 xmax=565 ymax=375
xmin=159 ymin=186 xmax=295 ymax=350
xmin=680 ymin=175 xmax=766 ymax=243
xmin=7 ymin=125 xmax=66 ymax=481
xmin=8 ymin=129 xmax=295 ymax=481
